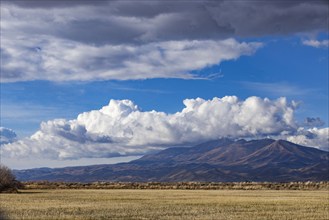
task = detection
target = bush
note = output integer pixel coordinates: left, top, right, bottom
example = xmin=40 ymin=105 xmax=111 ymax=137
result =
xmin=0 ymin=164 xmax=21 ymax=193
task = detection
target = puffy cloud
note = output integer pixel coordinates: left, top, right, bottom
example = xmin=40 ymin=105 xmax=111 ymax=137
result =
xmin=1 ymin=37 xmax=261 ymax=82
xmin=287 ymin=127 xmax=329 ymax=151
xmin=0 ymin=127 xmax=17 ymax=145
xmin=2 ymin=96 xmax=303 ymax=160
xmin=302 ymin=39 xmax=329 ymax=48
xmin=1 ymin=0 xmax=327 ymax=82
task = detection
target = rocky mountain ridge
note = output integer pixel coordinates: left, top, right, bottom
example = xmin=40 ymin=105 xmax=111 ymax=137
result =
xmin=14 ymin=139 xmax=329 ymax=182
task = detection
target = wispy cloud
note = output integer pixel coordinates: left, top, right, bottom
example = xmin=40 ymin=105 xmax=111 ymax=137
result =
xmin=302 ymin=39 xmax=329 ymax=48
xmin=240 ymin=81 xmax=318 ymax=97
xmin=109 ymin=84 xmax=171 ymax=94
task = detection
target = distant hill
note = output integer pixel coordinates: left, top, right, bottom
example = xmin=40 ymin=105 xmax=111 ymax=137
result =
xmin=14 ymin=139 xmax=329 ymax=182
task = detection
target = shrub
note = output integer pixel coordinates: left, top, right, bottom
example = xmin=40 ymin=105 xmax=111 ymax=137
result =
xmin=0 ymin=164 xmax=21 ymax=193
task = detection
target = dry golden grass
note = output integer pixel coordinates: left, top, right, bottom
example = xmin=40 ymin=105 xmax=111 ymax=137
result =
xmin=1 ymin=189 xmax=328 ymax=219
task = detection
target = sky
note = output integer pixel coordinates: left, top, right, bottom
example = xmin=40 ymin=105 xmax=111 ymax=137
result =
xmin=0 ymin=0 xmax=328 ymax=169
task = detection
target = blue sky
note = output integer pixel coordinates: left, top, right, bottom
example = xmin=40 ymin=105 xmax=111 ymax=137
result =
xmin=2 ymin=36 xmax=327 ymax=137
xmin=0 ymin=1 xmax=328 ymax=168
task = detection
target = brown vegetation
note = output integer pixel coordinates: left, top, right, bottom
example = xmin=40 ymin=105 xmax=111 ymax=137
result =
xmin=22 ymin=181 xmax=329 ymax=190
xmin=0 ymin=164 xmax=22 ymax=193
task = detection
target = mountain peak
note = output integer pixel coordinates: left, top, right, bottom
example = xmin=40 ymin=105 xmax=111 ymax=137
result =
xmin=14 ymin=139 xmax=329 ymax=182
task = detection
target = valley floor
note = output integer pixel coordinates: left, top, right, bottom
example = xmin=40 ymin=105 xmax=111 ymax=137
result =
xmin=1 ymin=189 xmax=328 ymax=219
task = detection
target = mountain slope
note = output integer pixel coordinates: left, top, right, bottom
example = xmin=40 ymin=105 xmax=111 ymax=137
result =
xmin=14 ymin=139 xmax=329 ymax=182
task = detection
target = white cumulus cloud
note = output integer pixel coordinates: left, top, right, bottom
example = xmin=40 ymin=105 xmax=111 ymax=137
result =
xmin=3 ymin=96 xmax=317 ymax=160
xmin=287 ymin=127 xmax=329 ymax=151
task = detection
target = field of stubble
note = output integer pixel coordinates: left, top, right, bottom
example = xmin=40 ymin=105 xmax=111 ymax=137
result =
xmin=1 ymin=189 xmax=328 ymax=220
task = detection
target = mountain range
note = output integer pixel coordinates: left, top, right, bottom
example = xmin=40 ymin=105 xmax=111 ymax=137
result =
xmin=14 ymin=139 xmax=329 ymax=182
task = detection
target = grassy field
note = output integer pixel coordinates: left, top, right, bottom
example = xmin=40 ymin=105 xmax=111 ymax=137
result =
xmin=1 ymin=189 xmax=328 ymax=219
